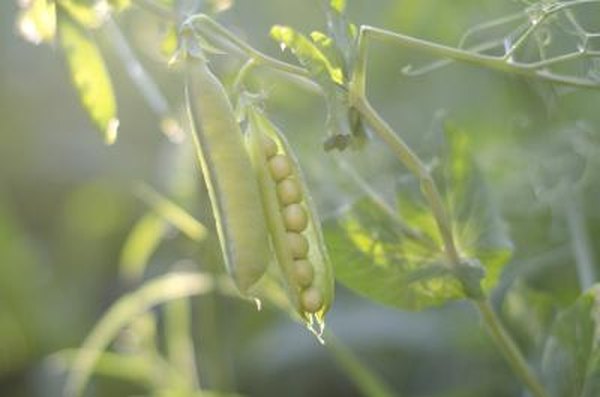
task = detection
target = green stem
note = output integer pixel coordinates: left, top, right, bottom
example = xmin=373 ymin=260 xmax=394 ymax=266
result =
xmin=165 ymin=298 xmax=200 ymax=389
xmin=357 ymin=25 xmax=600 ymax=89
xmin=351 ymin=27 xmax=549 ymax=397
xmin=565 ymin=194 xmax=597 ymax=291
xmin=355 ymin=86 xmax=549 ymax=397
xmin=476 ymin=300 xmax=549 ymax=397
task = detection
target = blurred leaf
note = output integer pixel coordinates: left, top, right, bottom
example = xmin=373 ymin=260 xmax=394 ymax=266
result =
xmin=541 ymin=285 xmax=600 ymax=397
xmin=325 ymin=197 xmax=462 ymax=311
xmin=17 ymin=0 xmax=56 ymax=45
xmin=64 ymin=271 xmax=216 ymax=397
xmin=58 ymin=0 xmax=108 ymax=29
xmin=310 ymin=30 xmax=345 ymax=76
xmin=119 ymin=212 xmax=169 ymax=282
xmin=330 ymin=0 xmax=346 ymax=13
xmin=502 ymin=281 xmax=557 ymax=348
xmin=134 ymin=183 xmax=207 ymax=242
xmin=161 ymin=24 xmax=179 ymax=60
xmin=270 ymin=25 xmax=344 ymax=86
xmin=57 ymin=12 xmax=119 ymax=144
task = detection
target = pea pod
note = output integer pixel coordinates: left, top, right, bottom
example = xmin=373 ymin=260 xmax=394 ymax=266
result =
xmin=184 ymin=57 xmax=270 ymax=294
xmin=246 ymin=106 xmax=334 ymax=334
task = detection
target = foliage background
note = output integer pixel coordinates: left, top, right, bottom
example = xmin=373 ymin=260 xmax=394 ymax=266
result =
xmin=0 ymin=0 xmax=598 ymax=396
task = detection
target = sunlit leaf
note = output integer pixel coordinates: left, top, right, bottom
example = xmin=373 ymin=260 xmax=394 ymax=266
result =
xmin=107 ymin=0 xmax=131 ymax=12
xmin=58 ymin=0 xmax=108 ymax=29
xmin=17 ymin=0 xmax=56 ymax=45
xmin=57 ymin=12 xmax=119 ymax=144
xmin=541 ymin=285 xmax=600 ymax=397
xmin=119 ymin=212 xmax=169 ymax=282
xmin=270 ymin=25 xmax=344 ymax=86
xmin=0 ymin=203 xmax=41 ymax=373
xmin=207 ymin=0 xmax=234 ymax=13
xmin=134 ymin=183 xmax=207 ymax=242
xmin=325 ymin=196 xmax=462 ymax=311
xmin=325 ymin=125 xmax=512 ymax=310
xmin=330 ymin=0 xmax=346 ymax=13
xmin=441 ymin=124 xmax=513 ymax=293
xmin=161 ymin=24 xmax=179 ymax=59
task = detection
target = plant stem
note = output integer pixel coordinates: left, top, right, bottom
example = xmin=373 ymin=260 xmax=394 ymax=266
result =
xmin=565 ymin=194 xmax=597 ymax=291
xmin=351 ymin=95 xmax=460 ymax=265
xmin=357 ymin=25 xmax=600 ymax=89
xmin=325 ymin=332 xmax=398 ymax=397
xmin=124 ymin=8 xmax=556 ymax=397
xmin=350 ymin=29 xmax=549 ymax=396
xmin=165 ymin=298 xmax=200 ymax=389
xmin=353 ymin=82 xmax=550 ymax=397
xmin=476 ymin=300 xmax=549 ymax=397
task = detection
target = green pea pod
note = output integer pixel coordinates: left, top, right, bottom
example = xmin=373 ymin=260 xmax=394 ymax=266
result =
xmin=185 ymin=57 xmax=270 ymax=294
xmin=246 ymin=106 xmax=334 ymax=337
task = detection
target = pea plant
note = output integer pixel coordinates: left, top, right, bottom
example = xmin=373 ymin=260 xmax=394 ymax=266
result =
xmin=17 ymin=0 xmax=600 ymax=396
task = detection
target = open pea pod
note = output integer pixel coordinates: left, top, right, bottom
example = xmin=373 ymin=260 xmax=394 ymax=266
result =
xmin=245 ymin=106 xmax=334 ymax=338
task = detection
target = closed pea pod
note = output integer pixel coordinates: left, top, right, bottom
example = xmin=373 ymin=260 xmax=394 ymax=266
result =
xmin=245 ymin=106 xmax=334 ymax=335
xmin=184 ymin=55 xmax=270 ymax=294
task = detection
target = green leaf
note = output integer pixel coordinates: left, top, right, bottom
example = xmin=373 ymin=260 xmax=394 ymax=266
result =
xmin=324 ymin=125 xmax=512 ymax=310
xmin=270 ymin=25 xmax=344 ymax=86
xmin=324 ymin=196 xmax=462 ymax=311
xmin=17 ymin=0 xmax=56 ymax=45
xmin=310 ymin=30 xmax=345 ymax=74
xmin=441 ymin=124 xmax=513 ymax=293
xmin=541 ymin=285 xmax=600 ymax=397
xmin=57 ymin=12 xmax=119 ymax=144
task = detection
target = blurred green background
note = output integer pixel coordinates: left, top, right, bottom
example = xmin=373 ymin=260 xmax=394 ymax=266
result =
xmin=1 ymin=0 xmax=599 ymax=396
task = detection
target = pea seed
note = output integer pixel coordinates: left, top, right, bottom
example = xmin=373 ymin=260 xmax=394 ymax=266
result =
xmin=292 ymin=259 xmax=314 ymax=288
xmin=262 ymin=134 xmax=278 ymax=158
xmin=301 ymin=287 xmax=323 ymax=313
xmin=269 ymin=155 xmax=292 ymax=182
xmin=282 ymin=203 xmax=308 ymax=232
xmin=277 ymin=178 xmax=302 ymax=205
xmin=287 ymin=232 xmax=309 ymax=259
